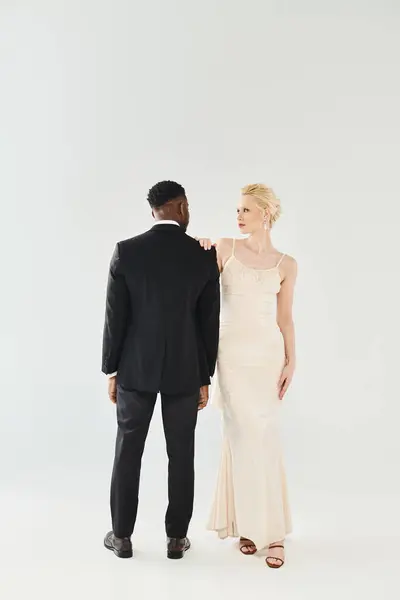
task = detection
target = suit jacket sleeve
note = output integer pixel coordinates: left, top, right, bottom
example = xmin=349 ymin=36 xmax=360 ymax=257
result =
xmin=195 ymin=248 xmax=220 ymax=385
xmin=101 ymin=243 xmax=130 ymax=375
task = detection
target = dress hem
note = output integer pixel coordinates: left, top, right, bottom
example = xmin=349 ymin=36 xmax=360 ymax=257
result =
xmin=206 ymin=526 xmax=293 ymax=551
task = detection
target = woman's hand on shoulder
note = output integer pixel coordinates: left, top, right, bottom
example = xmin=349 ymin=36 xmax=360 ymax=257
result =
xmin=194 ymin=236 xmax=215 ymax=251
xmin=194 ymin=237 xmax=233 ymax=252
xmin=194 ymin=237 xmax=233 ymax=272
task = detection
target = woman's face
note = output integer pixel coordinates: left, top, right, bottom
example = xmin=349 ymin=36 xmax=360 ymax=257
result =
xmin=236 ymin=195 xmax=266 ymax=234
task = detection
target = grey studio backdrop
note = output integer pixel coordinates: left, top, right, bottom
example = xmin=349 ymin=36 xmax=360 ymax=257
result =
xmin=1 ymin=1 xmax=400 ymax=598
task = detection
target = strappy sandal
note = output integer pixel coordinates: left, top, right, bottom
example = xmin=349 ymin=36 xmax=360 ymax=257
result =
xmin=266 ymin=544 xmax=285 ymax=568
xmin=239 ymin=537 xmax=257 ymax=555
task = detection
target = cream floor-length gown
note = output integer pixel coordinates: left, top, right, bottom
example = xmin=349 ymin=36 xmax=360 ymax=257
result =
xmin=207 ymin=239 xmax=292 ymax=550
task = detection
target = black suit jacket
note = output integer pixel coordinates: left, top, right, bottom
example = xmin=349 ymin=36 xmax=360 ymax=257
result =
xmin=102 ymin=224 xmax=220 ymax=394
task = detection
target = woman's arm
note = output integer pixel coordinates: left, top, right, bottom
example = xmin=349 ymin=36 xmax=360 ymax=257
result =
xmin=276 ymin=256 xmax=297 ymax=398
xmin=215 ymin=238 xmax=234 ymax=272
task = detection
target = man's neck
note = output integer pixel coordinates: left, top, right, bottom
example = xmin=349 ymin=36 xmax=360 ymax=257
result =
xmin=153 ymin=219 xmax=180 ymax=226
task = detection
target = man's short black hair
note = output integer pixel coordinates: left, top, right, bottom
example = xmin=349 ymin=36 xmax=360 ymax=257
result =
xmin=147 ymin=180 xmax=186 ymax=208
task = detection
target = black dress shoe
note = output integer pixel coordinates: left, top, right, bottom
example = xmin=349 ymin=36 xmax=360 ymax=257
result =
xmin=104 ymin=531 xmax=133 ymax=558
xmin=167 ymin=536 xmax=191 ymax=559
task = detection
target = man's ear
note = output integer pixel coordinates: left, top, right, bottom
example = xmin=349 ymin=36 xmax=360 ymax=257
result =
xmin=176 ymin=201 xmax=183 ymax=217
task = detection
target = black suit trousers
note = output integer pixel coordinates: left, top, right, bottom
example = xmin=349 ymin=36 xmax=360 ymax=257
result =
xmin=111 ymin=385 xmax=199 ymax=539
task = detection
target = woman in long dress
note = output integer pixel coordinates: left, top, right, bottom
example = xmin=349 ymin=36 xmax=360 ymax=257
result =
xmin=196 ymin=183 xmax=297 ymax=568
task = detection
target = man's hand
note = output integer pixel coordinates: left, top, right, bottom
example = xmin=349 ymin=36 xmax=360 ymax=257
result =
xmin=198 ymin=385 xmax=209 ymax=410
xmin=108 ymin=376 xmax=117 ymax=404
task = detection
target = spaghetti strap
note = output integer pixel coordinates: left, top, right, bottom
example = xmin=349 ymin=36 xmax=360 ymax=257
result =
xmin=231 ymin=238 xmax=236 ymax=257
xmin=276 ymin=253 xmax=286 ymax=268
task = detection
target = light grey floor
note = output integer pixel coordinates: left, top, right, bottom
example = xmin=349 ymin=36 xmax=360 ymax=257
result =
xmin=2 ymin=469 xmax=398 ymax=600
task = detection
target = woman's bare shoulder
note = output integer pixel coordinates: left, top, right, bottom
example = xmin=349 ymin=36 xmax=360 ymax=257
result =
xmin=280 ymin=253 xmax=297 ymax=278
xmin=214 ymin=238 xmax=235 ymax=271
xmin=215 ymin=237 xmax=235 ymax=251
xmin=281 ymin=253 xmax=297 ymax=266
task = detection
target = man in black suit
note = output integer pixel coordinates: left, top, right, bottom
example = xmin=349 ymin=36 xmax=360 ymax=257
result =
xmin=102 ymin=181 xmax=220 ymax=559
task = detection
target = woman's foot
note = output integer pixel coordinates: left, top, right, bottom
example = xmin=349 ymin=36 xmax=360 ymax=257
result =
xmin=239 ymin=537 xmax=257 ymax=555
xmin=266 ymin=540 xmax=285 ymax=568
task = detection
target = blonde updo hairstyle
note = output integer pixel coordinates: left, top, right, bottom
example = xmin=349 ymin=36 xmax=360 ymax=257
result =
xmin=241 ymin=183 xmax=281 ymax=228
